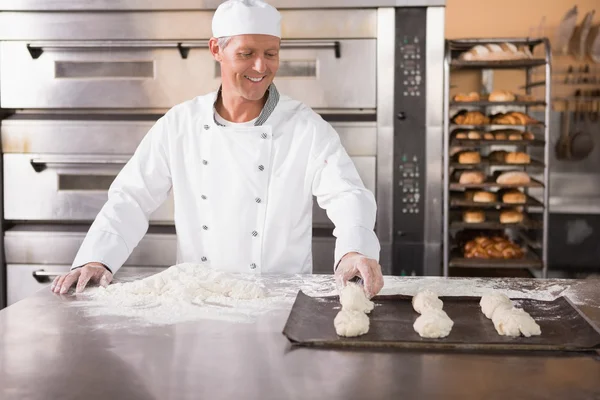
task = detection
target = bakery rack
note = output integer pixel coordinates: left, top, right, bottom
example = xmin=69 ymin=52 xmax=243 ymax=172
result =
xmin=442 ymin=38 xmax=552 ymax=278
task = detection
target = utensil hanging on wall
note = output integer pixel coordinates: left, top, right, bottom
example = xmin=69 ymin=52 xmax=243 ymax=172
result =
xmin=556 ymin=6 xmax=579 ymax=55
xmin=570 ymin=10 xmax=595 ymax=61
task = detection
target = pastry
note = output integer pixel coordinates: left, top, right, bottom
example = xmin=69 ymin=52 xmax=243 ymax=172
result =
xmin=473 ymin=191 xmax=497 ymax=203
xmin=496 ymin=171 xmax=531 ymax=185
xmin=452 ymin=111 xmax=489 ymax=125
xmin=489 ymin=90 xmax=516 ymax=102
xmin=494 ymin=131 xmax=508 ymax=140
xmin=502 ymin=190 xmax=526 ymax=204
xmin=463 ymin=235 xmax=525 ymax=259
xmin=508 ymin=132 xmax=523 ymax=140
xmin=458 ymin=151 xmax=481 ymax=164
xmin=467 ymin=130 xmax=482 ymax=139
xmin=459 ymin=170 xmax=486 ymax=184
xmin=454 ymin=92 xmax=480 ymax=102
xmin=522 ymin=131 xmax=535 ymax=140
xmin=483 ymin=132 xmax=495 ymax=140
xmin=455 ymin=132 xmax=468 ymax=139
xmin=505 ymin=152 xmax=531 ymax=164
xmin=500 ymin=209 xmax=524 ymax=224
xmin=463 ymin=210 xmax=485 ymax=223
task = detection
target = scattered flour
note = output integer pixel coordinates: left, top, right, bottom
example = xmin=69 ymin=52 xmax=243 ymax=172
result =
xmin=71 ymin=264 xmax=587 ymax=328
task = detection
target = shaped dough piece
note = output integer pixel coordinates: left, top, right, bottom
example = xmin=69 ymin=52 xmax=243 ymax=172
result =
xmin=413 ymin=309 xmax=454 ymax=338
xmin=334 ymin=309 xmax=370 ymax=337
xmin=492 ymin=307 xmax=541 ymax=337
xmin=339 ymin=282 xmax=374 ymax=314
xmin=412 ymin=289 xmax=443 ymax=314
xmin=480 ymin=293 xmax=513 ymax=319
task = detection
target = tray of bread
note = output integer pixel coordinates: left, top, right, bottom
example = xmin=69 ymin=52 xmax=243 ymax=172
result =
xmin=449 ymin=231 xmax=542 ymax=268
xmin=451 ymin=90 xmax=546 ymax=107
xmin=449 ymin=170 xmax=543 ymax=189
xmin=450 ymin=190 xmax=544 ymax=208
xmin=451 ymin=110 xmax=543 ymax=127
xmin=449 ymin=41 xmax=545 ymax=70
xmin=451 ymin=150 xmax=544 ymax=168
xmin=450 ymin=209 xmax=543 ymax=230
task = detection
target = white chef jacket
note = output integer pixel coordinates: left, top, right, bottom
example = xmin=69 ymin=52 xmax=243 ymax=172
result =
xmin=72 ymin=84 xmax=380 ymax=275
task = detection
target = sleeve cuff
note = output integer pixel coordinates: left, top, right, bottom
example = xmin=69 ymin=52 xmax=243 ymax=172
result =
xmin=333 ymin=226 xmax=381 ymax=271
xmin=71 ymin=230 xmax=130 ymax=275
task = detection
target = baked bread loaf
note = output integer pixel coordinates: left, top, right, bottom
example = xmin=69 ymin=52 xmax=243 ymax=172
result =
xmin=492 ymin=112 xmax=537 ymax=125
xmin=463 ymin=210 xmax=485 ymax=223
xmin=458 ymin=42 xmax=534 ymax=61
xmin=467 ymin=130 xmax=482 ymax=139
xmin=502 ymin=190 xmax=526 ymax=204
xmin=508 ymin=132 xmax=523 ymax=140
xmin=473 ymin=191 xmax=497 ymax=203
xmin=500 ymin=209 xmax=524 ymax=224
xmin=458 ymin=151 xmax=481 ymax=164
xmin=454 ymin=92 xmax=480 ymax=102
xmin=459 ymin=170 xmax=486 ymax=184
xmin=496 ymin=171 xmax=531 ymax=185
xmin=463 ymin=235 xmax=525 ymax=259
xmin=483 ymin=132 xmax=495 ymax=140
xmin=494 ymin=131 xmax=508 ymax=140
xmin=488 ymin=150 xmax=508 ymax=163
xmin=505 ymin=152 xmax=530 ymax=164
xmin=489 ymin=90 xmax=516 ymax=102
xmin=522 ymin=131 xmax=535 ymax=140
xmin=455 ymin=132 xmax=468 ymax=139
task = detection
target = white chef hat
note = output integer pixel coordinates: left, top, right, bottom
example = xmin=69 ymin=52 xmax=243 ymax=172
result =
xmin=212 ymin=0 xmax=281 ymax=39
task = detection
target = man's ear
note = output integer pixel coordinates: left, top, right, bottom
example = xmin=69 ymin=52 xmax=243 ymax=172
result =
xmin=209 ymin=37 xmax=222 ymax=62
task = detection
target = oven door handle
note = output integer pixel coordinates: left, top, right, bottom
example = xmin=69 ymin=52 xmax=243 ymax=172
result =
xmin=280 ymin=40 xmax=341 ymax=58
xmin=26 ymin=40 xmax=209 ymax=60
xmin=32 ymin=270 xmax=64 ymax=284
xmin=30 ymin=157 xmax=129 ymax=173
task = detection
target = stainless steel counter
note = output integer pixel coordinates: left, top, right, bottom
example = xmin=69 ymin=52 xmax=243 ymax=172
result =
xmin=1 ymin=275 xmax=599 ymax=400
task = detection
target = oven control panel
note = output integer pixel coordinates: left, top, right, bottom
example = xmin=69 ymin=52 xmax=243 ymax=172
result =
xmin=393 ymin=7 xmax=427 ymax=275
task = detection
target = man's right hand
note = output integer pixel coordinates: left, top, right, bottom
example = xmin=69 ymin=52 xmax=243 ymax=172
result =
xmin=51 ymin=263 xmax=113 ymax=294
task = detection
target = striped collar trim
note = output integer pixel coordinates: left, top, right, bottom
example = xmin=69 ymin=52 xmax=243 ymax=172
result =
xmin=213 ymin=83 xmax=280 ymax=127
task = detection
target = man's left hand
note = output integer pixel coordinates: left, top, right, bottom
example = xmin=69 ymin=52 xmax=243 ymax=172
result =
xmin=335 ymin=252 xmax=384 ymax=298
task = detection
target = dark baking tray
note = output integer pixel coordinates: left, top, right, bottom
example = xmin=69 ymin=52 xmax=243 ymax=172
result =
xmin=450 ymin=100 xmax=546 ymax=107
xmin=450 ymin=123 xmax=545 ymax=129
xmin=283 ymin=292 xmax=600 ymax=351
xmin=450 ymin=59 xmax=547 ymax=70
xmin=450 ymin=158 xmax=545 ymax=168
xmin=449 ymin=178 xmax=544 ymax=190
xmin=450 ymin=139 xmax=545 ymax=147
xmin=450 ymin=194 xmax=544 ymax=208
xmin=449 ymin=211 xmax=543 ymax=230
xmin=449 ymin=248 xmax=543 ymax=269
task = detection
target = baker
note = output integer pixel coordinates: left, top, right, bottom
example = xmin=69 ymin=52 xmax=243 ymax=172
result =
xmin=51 ymin=0 xmax=384 ymax=298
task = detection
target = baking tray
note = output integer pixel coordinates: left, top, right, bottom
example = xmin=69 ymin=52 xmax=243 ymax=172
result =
xmin=450 ymin=123 xmax=545 ymax=129
xmin=450 ymin=194 xmax=544 ymax=208
xmin=450 ymin=100 xmax=547 ymax=107
xmin=450 ymin=59 xmax=547 ymax=70
xmin=448 ymin=254 xmax=543 ymax=269
xmin=450 ymin=138 xmax=545 ymax=147
xmin=450 ymin=158 xmax=545 ymax=168
xmin=283 ymin=292 xmax=600 ymax=352
xmin=449 ymin=177 xmax=544 ymax=190
xmin=449 ymin=211 xmax=544 ymax=230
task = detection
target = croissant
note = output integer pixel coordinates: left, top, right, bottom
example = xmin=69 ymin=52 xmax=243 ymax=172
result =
xmin=463 ymin=236 xmax=525 ymax=259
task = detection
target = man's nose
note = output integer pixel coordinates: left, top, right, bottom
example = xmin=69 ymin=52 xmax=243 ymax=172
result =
xmin=253 ymin=56 xmax=267 ymax=74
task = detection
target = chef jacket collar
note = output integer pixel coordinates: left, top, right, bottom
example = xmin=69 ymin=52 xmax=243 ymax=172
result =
xmin=212 ymin=83 xmax=280 ymax=127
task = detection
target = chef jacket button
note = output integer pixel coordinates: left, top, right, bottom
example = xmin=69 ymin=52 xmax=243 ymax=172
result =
xmin=250 ymin=263 xmax=257 ymax=270
xmin=255 ymin=197 xmax=262 ymax=203
xmin=258 ymin=165 xmax=264 ymax=171
xmin=252 ymin=230 xmax=258 ymax=237
xmin=203 ymin=125 xmax=210 ymax=130
xmin=201 ymin=257 xmax=207 ymax=262
xmin=202 ymin=160 xmax=208 ymax=165
xmin=201 ymin=195 xmax=207 ymax=200
xmin=261 ymin=133 xmax=268 ymax=139
xmin=202 ymin=225 xmax=208 ymax=230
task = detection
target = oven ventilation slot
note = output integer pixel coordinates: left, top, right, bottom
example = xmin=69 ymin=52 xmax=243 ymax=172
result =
xmin=55 ymin=61 xmax=154 ymax=79
xmin=58 ymin=174 xmax=116 ymax=191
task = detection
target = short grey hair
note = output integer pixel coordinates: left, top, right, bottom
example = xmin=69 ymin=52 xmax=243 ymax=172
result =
xmin=217 ymin=36 xmax=232 ymax=50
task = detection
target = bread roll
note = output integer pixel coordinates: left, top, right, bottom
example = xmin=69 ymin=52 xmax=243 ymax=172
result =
xmin=459 ymin=170 xmax=486 ymax=184
xmin=455 ymin=132 xmax=468 ymax=139
xmin=483 ymin=132 xmax=495 ymax=140
xmin=463 ymin=210 xmax=485 ymax=223
xmin=522 ymin=131 xmax=535 ymax=140
xmin=467 ymin=131 xmax=482 ymax=140
xmin=508 ymin=133 xmax=523 ymax=140
xmin=488 ymin=150 xmax=508 ymax=163
xmin=505 ymin=152 xmax=530 ymax=164
xmin=496 ymin=171 xmax=531 ymax=185
xmin=473 ymin=191 xmax=497 ymax=203
xmin=502 ymin=190 xmax=526 ymax=204
xmin=489 ymin=90 xmax=516 ymax=102
xmin=494 ymin=132 xmax=508 ymax=140
xmin=458 ymin=151 xmax=481 ymax=164
xmin=500 ymin=209 xmax=524 ymax=224
xmin=454 ymin=92 xmax=480 ymax=102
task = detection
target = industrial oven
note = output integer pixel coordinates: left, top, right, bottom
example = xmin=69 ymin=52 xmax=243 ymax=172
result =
xmin=0 ymin=0 xmax=446 ymax=307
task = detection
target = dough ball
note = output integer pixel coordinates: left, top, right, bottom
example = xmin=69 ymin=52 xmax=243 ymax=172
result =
xmin=413 ymin=309 xmax=454 ymax=338
xmin=480 ymin=292 xmax=513 ymax=319
xmin=412 ymin=289 xmax=443 ymax=314
xmin=334 ymin=309 xmax=370 ymax=337
xmin=492 ymin=307 xmax=541 ymax=337
xmin=339 ymin=282 xmax=374 ymax=313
